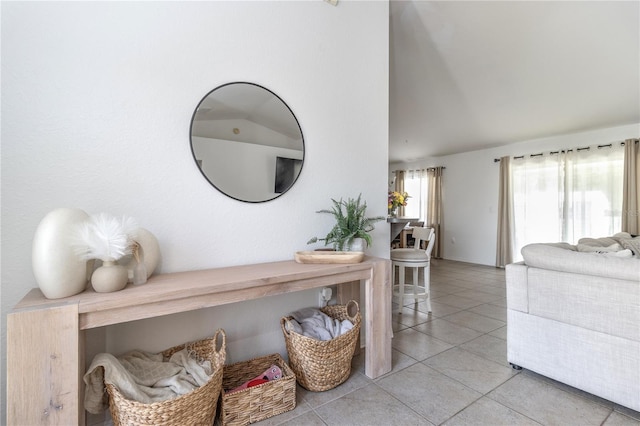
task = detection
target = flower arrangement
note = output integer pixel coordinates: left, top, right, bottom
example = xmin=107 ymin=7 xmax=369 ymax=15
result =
xmin=307 ymin=194 xmax=385 ymax=251
xmin=388 ymin=191 xmax=410 ymax=216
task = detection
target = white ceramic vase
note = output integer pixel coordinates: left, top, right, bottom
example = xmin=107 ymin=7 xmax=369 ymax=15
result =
xmin=32 ymin=208 xmax=90 ymax=299
xmin=125 ymin=228 xmax=160 ymax=282
xmin=91 ymin=260 xmax=128 ymax=293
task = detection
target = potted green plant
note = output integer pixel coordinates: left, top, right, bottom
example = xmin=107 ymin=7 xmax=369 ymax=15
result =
xmin=307 ymin=194 xmax=385 ymax=251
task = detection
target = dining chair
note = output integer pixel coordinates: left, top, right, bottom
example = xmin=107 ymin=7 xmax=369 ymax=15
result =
xmin=400 ymin=221 xmax=425 ymax=248
xmin=391 ymin=227 xmax=435 ymax=313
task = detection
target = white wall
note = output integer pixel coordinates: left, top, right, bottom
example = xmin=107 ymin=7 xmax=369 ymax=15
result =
xmin=0 ymin=0 xmax=390 ymax=419
xmin=391 ymin=123 xmax=640 ymax=266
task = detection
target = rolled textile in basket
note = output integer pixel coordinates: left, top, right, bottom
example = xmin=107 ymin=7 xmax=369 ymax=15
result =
xmin=286 ymin=307 xmax=353 ymax=340
xmin=83 ymin=347 xmax=212 ymax=413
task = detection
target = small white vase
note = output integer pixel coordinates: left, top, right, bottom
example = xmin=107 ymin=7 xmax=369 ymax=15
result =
xmin=91 ymin=260 xmax=128 ymax=293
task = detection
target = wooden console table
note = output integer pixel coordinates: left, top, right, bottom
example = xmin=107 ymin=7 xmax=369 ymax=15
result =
xmin=7 ymin=256 xmax=391 ymax=425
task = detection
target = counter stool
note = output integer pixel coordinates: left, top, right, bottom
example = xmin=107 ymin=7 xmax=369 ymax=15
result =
xmin=391 ymin=227 xmax=435 ymax=314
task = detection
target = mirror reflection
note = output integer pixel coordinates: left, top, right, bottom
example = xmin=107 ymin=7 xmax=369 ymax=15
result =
xmin=190 ymin=82 xmax=304 ymax=202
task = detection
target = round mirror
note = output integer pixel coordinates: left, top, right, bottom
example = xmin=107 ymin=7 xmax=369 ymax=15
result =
xmin=190 ymin=82 xmax=304 ymax=202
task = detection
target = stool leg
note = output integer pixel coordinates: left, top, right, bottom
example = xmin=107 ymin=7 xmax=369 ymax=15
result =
xmin=399 ymin=265 xmax=405 ymax=314
xmin=425 ymin=263 xmax=432 ymax=312
xmin=413 ymin=267 xmax=419 ymax=304
xmin=392 ymin=264 xmax=397 ymax=313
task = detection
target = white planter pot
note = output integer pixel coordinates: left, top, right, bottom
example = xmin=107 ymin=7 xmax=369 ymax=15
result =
xmin=347 ymin=238 xmax=366 ymax=252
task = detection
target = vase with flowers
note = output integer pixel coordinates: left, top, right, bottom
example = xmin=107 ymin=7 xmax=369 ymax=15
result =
xmin=388 ymin=191 xmax=410 ymax=217
xmin=73 ymin=213 xmax=138 ymax=293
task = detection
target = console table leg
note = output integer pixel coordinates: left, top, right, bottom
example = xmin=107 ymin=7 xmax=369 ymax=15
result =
xmin=364 ymin=259 xmax=392 ymax=379
xmin=7 ymin=303 xmax=82 ymax=426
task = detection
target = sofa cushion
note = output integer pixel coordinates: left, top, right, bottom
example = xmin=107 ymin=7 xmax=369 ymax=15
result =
xmin=390 ymin=248 xmax=429 ymax=262
xmin=521 ymin=243 xmax=640 ymax=281
xmin=531 ymin=242 xmax=577 ymax=251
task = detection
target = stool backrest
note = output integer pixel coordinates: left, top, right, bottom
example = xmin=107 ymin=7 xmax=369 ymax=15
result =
xmin=412 ymin=227 xmax=436 ymax=257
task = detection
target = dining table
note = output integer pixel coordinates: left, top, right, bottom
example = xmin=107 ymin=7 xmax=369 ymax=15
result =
xmin=387 ymin=217 xmax=419 ymax=245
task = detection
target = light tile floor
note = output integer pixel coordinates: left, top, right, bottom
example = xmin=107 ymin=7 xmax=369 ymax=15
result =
xmin=257 ymin=259 xmax=640 ymax=426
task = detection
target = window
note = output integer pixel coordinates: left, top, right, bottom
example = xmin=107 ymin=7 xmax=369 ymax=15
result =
xmin=401 ymin=170 xmax=426 ymax=221
xmin=511 ymin=145 xmax=624 ymax=260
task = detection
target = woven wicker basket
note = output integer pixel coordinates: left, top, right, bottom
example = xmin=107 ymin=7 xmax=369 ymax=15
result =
xmin=219 ymin=353 xmax=296 ymax=426
xmin=105 ymin=329 xmax=226 ymax=426
xmin=281 ymin=300 xmax=361 ymax=392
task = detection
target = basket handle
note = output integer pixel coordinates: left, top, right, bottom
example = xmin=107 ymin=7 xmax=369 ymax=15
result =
xmin=346 ymin=300 xmax=359 ymax=321
xmin=280 ymin=316 xmax=293 ymax=337
xmin=213 ymin=328 xmax=226 ymax=354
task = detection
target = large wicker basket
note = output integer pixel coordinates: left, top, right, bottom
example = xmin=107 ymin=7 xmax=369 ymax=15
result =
xmin=219 ymin=353 xmax=296 ymax=426
xmin=105 ymin=329 xmax=226 ymax=426
xmin=281 ymin=300 xmax=361 ymax=391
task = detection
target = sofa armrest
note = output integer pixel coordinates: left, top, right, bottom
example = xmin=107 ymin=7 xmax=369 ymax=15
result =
xmin=506 ymin=262 xmax=528 ymax=313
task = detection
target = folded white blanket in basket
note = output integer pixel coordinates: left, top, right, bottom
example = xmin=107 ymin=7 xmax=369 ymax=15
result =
xmin=83 ymin=347 xmax=213 ymax=414
xmin=288 ymin=307 xmax=353 ymax=341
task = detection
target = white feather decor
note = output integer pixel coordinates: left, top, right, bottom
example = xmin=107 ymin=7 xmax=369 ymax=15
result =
xmin=72 ymin=213 xmax=139 ymax=262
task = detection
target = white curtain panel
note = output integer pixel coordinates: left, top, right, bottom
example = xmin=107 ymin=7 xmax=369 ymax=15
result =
xmin=511 ymin=144 xmax=624 ymax=261
xmin=427 ymin=167 xmax=444 ymax=259
xmin=622 ymin=139 xmax=640 ymax=234
xmin=496 ymin=156 xmax=513 ymax=267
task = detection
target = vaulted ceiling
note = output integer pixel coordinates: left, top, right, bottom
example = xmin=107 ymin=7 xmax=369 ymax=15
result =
xmin=389 ymin=1 xmax=640 ymax=163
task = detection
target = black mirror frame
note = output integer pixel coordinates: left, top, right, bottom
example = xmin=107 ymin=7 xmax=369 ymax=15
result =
xmin=189 ymin=82 xmax=305 ymax=203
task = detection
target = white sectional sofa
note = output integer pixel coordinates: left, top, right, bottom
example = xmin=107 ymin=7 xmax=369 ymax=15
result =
xmin=506 ymin=234 xmax=640 ymax=411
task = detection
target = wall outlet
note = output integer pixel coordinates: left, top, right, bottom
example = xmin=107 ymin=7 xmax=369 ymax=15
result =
xmin=318 ymin=287 xmax=332 ymax=307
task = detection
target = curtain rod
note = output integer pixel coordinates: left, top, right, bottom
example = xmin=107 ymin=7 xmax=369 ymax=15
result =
xmin=392 ymin=167 xmax=446 ymax=173
xmin=493 ymin=140 xmax=635 ymax=163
